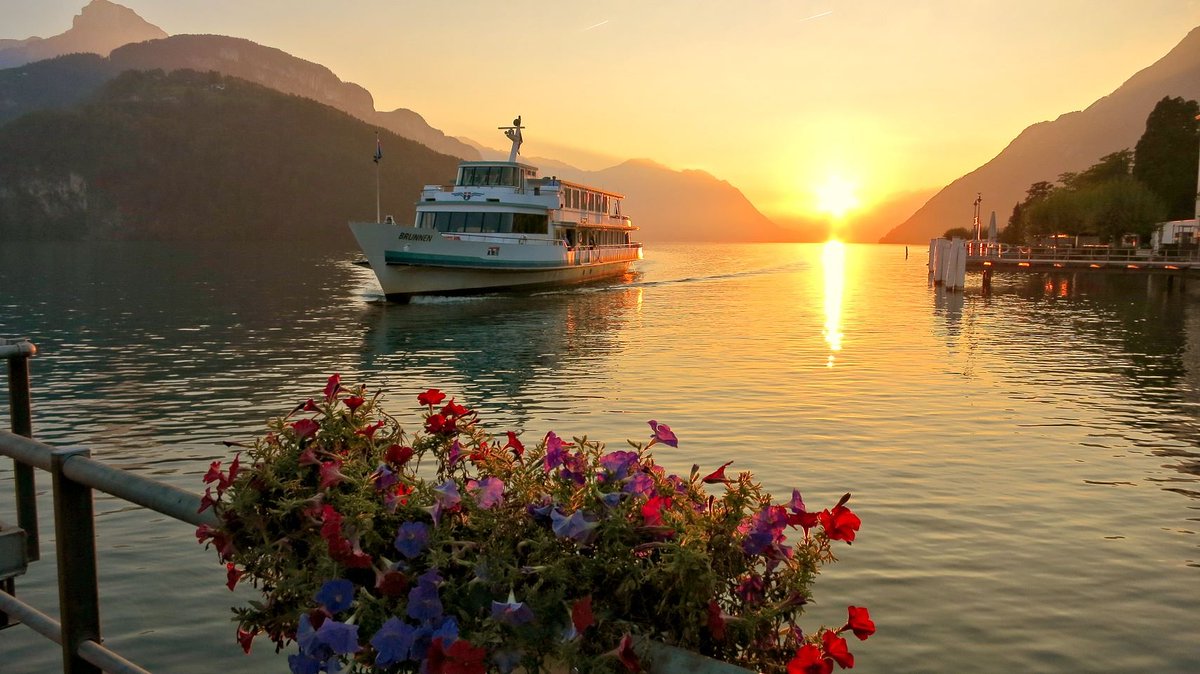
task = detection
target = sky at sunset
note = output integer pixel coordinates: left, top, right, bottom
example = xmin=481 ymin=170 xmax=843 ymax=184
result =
xmin=5 ymin=0 xmax=1200 ymax=226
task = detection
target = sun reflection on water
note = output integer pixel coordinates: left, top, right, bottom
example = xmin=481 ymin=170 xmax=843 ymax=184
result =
xmin=822 ymin=239 xmax=845 ymax=367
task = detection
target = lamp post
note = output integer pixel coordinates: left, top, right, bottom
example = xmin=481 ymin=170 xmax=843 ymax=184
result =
xmin=973 ymin=193 xmax=982 ymax=241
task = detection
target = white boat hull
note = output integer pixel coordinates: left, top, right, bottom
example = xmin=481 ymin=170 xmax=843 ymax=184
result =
xmin=350 ymin=222 xmax=638 ymax=302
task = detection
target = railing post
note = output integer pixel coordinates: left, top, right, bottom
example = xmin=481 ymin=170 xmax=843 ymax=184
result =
xmin=51 ymin=447 xmax=102 ymax=674
xmin=5 ymin=337 xmax=39 ymax=562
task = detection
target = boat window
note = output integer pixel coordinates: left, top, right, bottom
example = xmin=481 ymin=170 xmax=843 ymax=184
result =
xmin=513 ymin=213 xmax=548 ymax=235
xmin=420 ymin=212 xmax=435 ymax=228
xmin=464 ymin=211 xmax=484 ymax=232
xmin=499 ymin=213 xmax=513 ymax=233
xmin=483 ymin=212 xmax=502 ymax=233
xmin=449 ymin=211 xmax=466 ymax=231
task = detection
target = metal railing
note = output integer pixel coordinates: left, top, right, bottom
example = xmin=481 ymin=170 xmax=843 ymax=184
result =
xmin=2 ymin=338 xmax=218 ymax=674
xmin=965 ymin=242 xmax=1200 ymax=263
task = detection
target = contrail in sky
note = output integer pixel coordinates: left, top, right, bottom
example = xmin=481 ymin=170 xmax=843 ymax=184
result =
xmin=799 ymin=10 xmax=833 ymax=22
xmin=583 ymin=20 xmax=610 ymax=31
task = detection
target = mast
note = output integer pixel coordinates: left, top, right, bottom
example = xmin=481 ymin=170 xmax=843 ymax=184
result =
xmin=500 ymin=116 xmax=524 ymax=163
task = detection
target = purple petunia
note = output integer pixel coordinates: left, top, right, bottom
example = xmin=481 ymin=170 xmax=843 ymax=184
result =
xmin=431 ymin=615 xmax=459 ymax=645
xmin=371 ymin=617 xmax=417 ymax=667
xmin=394 ymin=521 xmax=430 ymax=559
xmin=551 ymin=508 xmax=599 ymax=544
xmin=315 ymin=619 xmax=361 ymax=655
xmin=315 ymin=578 xmax=355 ymax=614
xmin=468 ymin=476 xmax=505 ymax=509
xmin=491 ymin=599 xmax=535 ymax=627
xmin=622 ymin=473 xmax=656 ymax=497
xmin=599 ymin=451 xmax=639 ymax=481
xmin=406 ymin=570 xmax=443 ymax=623
xmin=648 ymin=420 xmax=678 ymax=447
xmin=543 ymin=431 xmax=567 ymax=471
xmin=430 ymin=480 xmax=461 ymax=525
xmin=559 ymin=451 xmax=588 ymax=486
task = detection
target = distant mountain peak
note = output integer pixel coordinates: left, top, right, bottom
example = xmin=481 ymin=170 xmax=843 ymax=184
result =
xmin=0 ymin=0 xmax=166 ymax=67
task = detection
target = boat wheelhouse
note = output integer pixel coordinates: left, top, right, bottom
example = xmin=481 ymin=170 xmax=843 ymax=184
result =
xmin=350 ymin=119 xmax=642 ymax=302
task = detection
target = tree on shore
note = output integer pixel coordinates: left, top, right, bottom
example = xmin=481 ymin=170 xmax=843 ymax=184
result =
xmin=1132 ymin=95 xmax=1200 ymax=220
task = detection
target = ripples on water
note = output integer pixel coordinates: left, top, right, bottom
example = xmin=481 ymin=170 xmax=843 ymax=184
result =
xmin=1 ymin=241 xmax=1198 ymax=672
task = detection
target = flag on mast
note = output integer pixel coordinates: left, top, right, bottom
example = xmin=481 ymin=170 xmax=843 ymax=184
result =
xmin=373 ymin=135 xmax=383 ymax=163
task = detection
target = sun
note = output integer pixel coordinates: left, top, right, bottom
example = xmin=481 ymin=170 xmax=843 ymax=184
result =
xmin=814 ymin=176 xmax=861 ymax=220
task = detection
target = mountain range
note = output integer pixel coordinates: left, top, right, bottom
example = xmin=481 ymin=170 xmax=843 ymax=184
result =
xmin=0 ymin=1 xmax=790 ymax=244
xmin=3 ymin=1 xmax=1199 ymax=245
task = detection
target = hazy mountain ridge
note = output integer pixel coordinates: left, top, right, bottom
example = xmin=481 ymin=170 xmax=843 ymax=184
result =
xmin=883 ymin=25 xmax=1200 ymax=243
xmin=0 ymin=69 xmax=461 ymax=245
xmin=466 ymin=145 xmax=796 ymax=243
xmin=1 ymin=0 xmax=801 ymax=243
xmin=108 ymin=34 xmax=481 ymax=160
xmin=0 ymin=0 xmax=165 ymax=67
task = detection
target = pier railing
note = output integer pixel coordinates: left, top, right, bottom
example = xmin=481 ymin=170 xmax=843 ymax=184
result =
xmin=965 ymin=241 xmax=1200 ymax=264
xmin=1 ymin=337 xmax=218 ymax=674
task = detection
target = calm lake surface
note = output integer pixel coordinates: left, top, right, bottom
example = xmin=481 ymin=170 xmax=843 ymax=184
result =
xmin=1 ymin=241 xmax=1198 ymax=673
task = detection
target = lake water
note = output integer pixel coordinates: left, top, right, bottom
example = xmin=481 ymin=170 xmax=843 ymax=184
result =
xmin=1 ymin=241 xmax=1198 ymax=673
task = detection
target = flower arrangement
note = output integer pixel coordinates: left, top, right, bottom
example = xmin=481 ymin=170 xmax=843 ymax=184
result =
xmin=198 ymin=375 xmax=875 ymax=673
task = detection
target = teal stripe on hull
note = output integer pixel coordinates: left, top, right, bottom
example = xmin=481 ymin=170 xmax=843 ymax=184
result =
xmin=384 ymin=250 xmax=567 ymax=270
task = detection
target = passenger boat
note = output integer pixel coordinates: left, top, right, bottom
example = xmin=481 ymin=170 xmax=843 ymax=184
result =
xmin=350 ymin=118 xmax=643 ymax=303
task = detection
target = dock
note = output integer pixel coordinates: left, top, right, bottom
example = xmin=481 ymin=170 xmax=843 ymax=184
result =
xmin=930 ymin=239 xmax=1200 ymax=293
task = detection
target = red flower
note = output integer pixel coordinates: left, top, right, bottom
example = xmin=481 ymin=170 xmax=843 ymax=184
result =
xmin=842 ymin=606 xmax=875 ymax=641
xmin=572 ymin=595 xmax=594 ymax=635
xmin=319 ymin=460 xmax=348 ymax=489
xmin=298 ymin=446 xmax=321 ymax=466
xmin=441 ymin=399 xmax=469 ymax=418
xmin=788 ymin=644 xmax=833 ymax=674
xmin=821 ymin=630 xmax=854 ymax=669
xmin=504 ymin=431 xmax=525 ymax=458
xmin=417 ymin=388 xmax=446 ymax=407
xmin=225 ymin=562 xmax=243 ymax=591
xmin=819 ymin=503 xmax=862 ymax=544
xmin=345 ymin=395 xmax=365 ymax=411
xmin=641 ymin=494 xmax=671 ymax=527
xmin=236 ymin=627 xmax=256 ymax=654
xmin=788 ymin=510 xmax=822 ymax=532
xmin=291 ymin=418 xmax=319 ymax=439
xmin=198 ymin=487 xmax=217 ymax=513
xmin=426 ymin=637 xmax=487 ymax=674
xmin=228 ymin=453 xmax=241 ymax=483
xmin=376 ymin=570 xmax=409 ymax=597
xmin=443 ymin=639 xmax=487 ymax=674
xmin=203 ymin=460 xmax=225 ymax=486
xmin=615 ymin=633 xmax=641 ymax=672
xmin=702 ymin=461 xmax=734 ymax=484
xmin=323 ymin=374 xmax=341 ymax=401
xmin=425 ymin=414 xmax=456 ymax=435
xmin=706 ymin=600 xmax=727 ymax=640
xmin=195 ymin=524 xmax=215 ymax=544
xmin=355 ymin=420 xmax=386 ymax=439
xmin=385 ymin=444 xmax=414 ymax=467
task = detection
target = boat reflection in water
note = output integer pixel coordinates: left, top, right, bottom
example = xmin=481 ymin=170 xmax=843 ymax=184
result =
xmin=358 ymin=273 xmax=642 ymax=427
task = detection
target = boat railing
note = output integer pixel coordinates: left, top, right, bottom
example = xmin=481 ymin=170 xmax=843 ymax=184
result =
xmin=569 ymin=243 xmax=643 ymax=265
xmin=1 ymin=337 xmax=216 ymax=674
xmin=441 ymin=232 xmax=564 ymax=246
